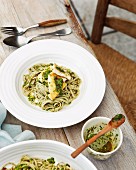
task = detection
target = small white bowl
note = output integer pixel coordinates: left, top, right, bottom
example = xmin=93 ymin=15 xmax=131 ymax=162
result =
xmin=81 ymin=117 xmax=123 ymax=160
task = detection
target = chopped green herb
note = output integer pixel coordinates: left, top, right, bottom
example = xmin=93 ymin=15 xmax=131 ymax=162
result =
xmin=112 ymin=114 xmax=124 ymax=121
xmin=47 ymin=157 xmax=55 ymax=164
xmin=42 ymin=81 xmax=48 ymax=87
xmin=56 ymin=66 xmax=65 ymax=73
xmin=43 ymin=69 xmax=51 ymax=80
xmin=86 ymin=133 xmax=96 ymax=140
xmin=55 ymin=78 xmax=63 ymax=94
xmin=23 ymin=81 xmax=28 ymax=87
xmin=28 ymin=93 xmax=35 ymax=102
xmin=34 ymin=65 xmax=39 ymax=69
xmin=67 ymin=69 xmax=71 ymax=73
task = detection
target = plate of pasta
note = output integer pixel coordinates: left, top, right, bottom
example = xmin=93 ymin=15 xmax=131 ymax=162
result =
xmin=0 ymin=39 xmax=105 ymax=128
xmin=0 ymin=140 xmax=97 ymax=170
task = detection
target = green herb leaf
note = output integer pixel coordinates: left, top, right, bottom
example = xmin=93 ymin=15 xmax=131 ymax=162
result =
xmin=55 ymin=78 xmax=63 ymax=94
xmin=56 ymin=66 xmax=65 ymax=73
xmin=43 ymin=69 xmax=51 ymax=80
xmin=47 ymin=157 xmax=55 ymax=164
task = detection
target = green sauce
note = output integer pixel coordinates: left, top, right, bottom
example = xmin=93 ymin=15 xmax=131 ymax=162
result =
xmin=55 ymin=78 xmax=63 ymax=94
xmin=43 ymin=69 xmax=51 ymax=80
xmin=56 ymin=66 xmax=65 ymax=73
xmin=84 ymin=123 xmax=119 ymax=153
xmin=112 ymin=114 xmax=123 ymax=121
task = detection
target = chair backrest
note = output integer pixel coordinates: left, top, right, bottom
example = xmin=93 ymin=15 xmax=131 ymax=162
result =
xmin=91 ymin=0 xmax=136 ymax=44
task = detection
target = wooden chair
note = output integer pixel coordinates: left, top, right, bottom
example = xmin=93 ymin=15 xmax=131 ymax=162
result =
xmin=89 ymin=0 xmax=136 ymax=130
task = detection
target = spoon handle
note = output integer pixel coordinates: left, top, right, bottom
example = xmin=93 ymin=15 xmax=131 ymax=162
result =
xmin=38 ymin=19 xmax=67 ymax=27
xmin=28 ymin=28 xmax=70 ymax=42
xmin=71 ymin=142 xmax=88 ymax=158
xmin=71 ymin=125 xmax=112 ymax=158
xmin=28 ymin=31 xmax=59 ymax=42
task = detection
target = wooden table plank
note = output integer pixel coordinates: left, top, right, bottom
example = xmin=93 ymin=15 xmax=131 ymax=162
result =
xmin=0 ymin=0 xmax=136 ymax=170
xmin=5 ymin=112 xmax=69 ymax=144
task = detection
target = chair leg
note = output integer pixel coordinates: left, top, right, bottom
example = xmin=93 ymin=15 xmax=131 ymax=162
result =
xmin=91 ymin=0 xmax=110 ymax=44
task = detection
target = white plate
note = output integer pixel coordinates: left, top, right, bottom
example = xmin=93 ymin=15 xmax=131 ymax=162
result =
xmin=0 ymin=39 xmax=106 ymax=128
xmin=0 ymin=140 xmax=97 ymax=170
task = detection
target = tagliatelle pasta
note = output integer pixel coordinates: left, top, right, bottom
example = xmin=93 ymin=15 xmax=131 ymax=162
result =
xmin=22 ymin=63 xmax=81 ymax=112
xmin=1 ymin=155 xmax=73 ymax=170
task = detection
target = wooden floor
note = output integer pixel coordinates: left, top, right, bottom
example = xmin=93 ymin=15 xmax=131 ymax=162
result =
xmin=89 ymin=42 xmax=136 ymax=131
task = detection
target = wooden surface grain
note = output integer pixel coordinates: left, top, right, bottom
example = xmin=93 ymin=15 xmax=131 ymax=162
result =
xmin=0 ymin=0 xmax=136 ymax=170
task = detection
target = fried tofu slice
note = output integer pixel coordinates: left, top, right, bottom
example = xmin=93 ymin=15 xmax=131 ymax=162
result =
xmin=52 ymin=64 xmax=71 ymax=80
xmin=48 ymin=73 xmax=59 ymax=100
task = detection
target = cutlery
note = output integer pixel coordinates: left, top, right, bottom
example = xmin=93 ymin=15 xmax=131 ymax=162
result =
xmin=71 ymin=114 xmax=125 ymax=158
xmin=0 ymin=19 xmax=67 ymax=35
xmin=3 ymin=28 xmax=72 ymax=48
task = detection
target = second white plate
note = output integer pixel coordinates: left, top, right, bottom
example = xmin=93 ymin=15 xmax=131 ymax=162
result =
xmin=0 ymin=140 xmax=97 ymax=170
xmin=0 ymin=39 xmax=106 ymax=128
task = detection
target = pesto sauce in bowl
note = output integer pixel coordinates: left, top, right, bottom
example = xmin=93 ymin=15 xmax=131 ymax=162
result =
xmin=84 ymin=123 xmax=119 ymax=153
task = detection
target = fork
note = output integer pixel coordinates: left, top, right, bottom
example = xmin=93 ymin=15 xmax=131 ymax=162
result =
xmin=0 ymin=19 xmax=67 ymax=35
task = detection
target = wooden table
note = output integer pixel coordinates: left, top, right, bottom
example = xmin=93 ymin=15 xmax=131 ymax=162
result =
xmin=0 ymin=0 xmax=136 ymax=169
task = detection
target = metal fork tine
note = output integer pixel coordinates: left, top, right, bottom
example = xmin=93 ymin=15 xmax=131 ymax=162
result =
xmin=1 ymin=29 xmax=21 ymax=35
xmin=1 ymin=31 xmax=16 ymax=35
xmin=0 ymin=30 xmax=15 ymax=32
xmin=6 ymin=33 xmax=17 ymax=35
xmin=0 ymin=28 xmax=13 ymax=31
xmin=0 ymin=27 xmax=16 ymax=29
xmin=1 ymin=30 xmax=14 ymax=33
xmin=0 ymin=27 xmax=19 ymax=35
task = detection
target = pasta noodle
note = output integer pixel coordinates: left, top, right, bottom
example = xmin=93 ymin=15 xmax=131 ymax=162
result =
xmin=22 ymin=63 xmax=81 ymax=112
xmin=1 ymin=155 xmax=73 ymax=170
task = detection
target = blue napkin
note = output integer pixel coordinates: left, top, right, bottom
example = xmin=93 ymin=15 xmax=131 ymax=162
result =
xmin=0 ymin=103 xmax=36 ymax=149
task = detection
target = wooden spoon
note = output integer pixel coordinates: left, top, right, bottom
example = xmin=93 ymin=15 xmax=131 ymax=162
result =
xmin=71 ymin=114 xmax=125 ymax=158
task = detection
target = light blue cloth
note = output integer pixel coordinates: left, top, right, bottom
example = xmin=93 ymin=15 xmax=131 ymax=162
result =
xmin=0 ymin=103 xmax=36 ymax=149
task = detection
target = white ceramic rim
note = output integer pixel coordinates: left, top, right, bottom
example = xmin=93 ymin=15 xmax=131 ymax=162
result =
xmin=81 ymin=117 xmax=123 ymax=155
xmin=0 ymin=39 xmax=106 ymax=128
xmin=0 ymin=140 xmax=97 ymax=170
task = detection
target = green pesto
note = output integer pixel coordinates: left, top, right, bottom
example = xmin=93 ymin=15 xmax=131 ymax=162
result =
xmin=28 ymin=93 xmax=35 ymax=102
xmin=47 ymin=157 xmax=55 ymax=164
xmin=55 ymin=78 xmax=63 ymax=94
xmin=43 ymin=69 xmax=52 ymax=80
xmin=84 ymin=123 xmax=119 ymax=153
xmin=112 ymin=114 xmax=123 ymax=121
xmin=56 ymin=66 xmax=65 ymax=73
